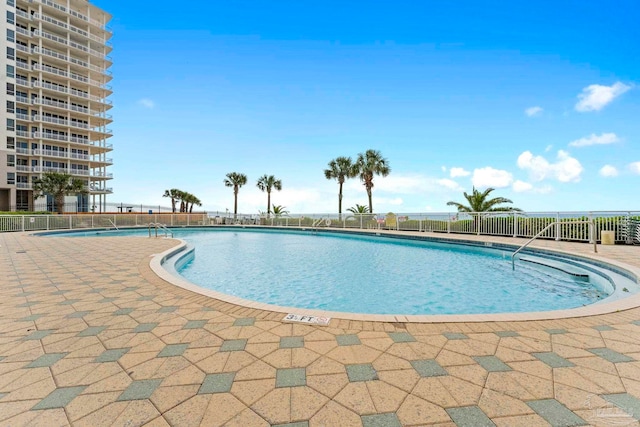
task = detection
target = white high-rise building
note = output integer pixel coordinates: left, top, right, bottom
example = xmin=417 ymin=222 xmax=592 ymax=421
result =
xmin=1 ymin=0 xmax=112 ymax=212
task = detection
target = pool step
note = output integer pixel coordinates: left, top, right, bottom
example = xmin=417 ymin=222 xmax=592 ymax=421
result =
xmin=518 ymin=257 xmax=590 ymax=282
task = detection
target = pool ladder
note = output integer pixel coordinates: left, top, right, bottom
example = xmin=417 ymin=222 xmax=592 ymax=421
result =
xmin=511 ymin=220 xmax=597 ymax=270
xmin=311 ymin=217 xmax=331 ymax=234
xmin=148 ymin=223 xmax=173 ymax=238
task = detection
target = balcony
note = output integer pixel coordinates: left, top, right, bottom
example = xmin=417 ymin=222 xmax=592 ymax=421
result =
xmin=31 ymin=79 xmax=112 ymax=105
xmin=31 ymin=0 xmax=108 ymax=31
xmin=31 ymin=46 xmax=110 ymax=76
xmin=28 ymin=11 xmax=109 ymax=46
xmin=16 ymin=182 xmax=33 ymax=189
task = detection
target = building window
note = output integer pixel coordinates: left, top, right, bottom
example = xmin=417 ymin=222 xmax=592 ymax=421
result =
xmin=6 ymin=118 xmax=15 ymax=131
xmin=6 ymin=64 xmax=14 ymax=78
xmin=7 ymin=29 xmax=14 ymax=42
xmin=7 ymin=155 xmax=15 ymax=167
xmin=7 ymin=173 xmax=15 ymax=185
xmin=7 ymin=0 xmax=16 ymax=7
xmin=6 ymin=83 xmax=14 ymax=96
xmin=6 ymin=11 xmax=14 ymax=25
xmin=6 ymin=47 xmax=14 ymax=60
xmin=7 ymin=137 xmax=15 ymax=149
xmin=6 ymin=101 xmax=14 ymax=113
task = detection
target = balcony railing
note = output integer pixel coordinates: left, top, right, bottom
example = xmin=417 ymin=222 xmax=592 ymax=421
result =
xmin=32 ymin=0 xmax=107 ymax=30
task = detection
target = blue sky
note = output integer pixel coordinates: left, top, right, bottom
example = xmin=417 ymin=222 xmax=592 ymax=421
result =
xmin=93 ymin=0 xmax=639 ymax=214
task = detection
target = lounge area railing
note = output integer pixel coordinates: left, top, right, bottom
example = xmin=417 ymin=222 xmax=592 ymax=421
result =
xmin=1 ymin=211 xmax=639 ymax=244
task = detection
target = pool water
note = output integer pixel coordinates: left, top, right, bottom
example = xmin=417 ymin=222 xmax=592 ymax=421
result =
xmin=170 ymin=229 xmax=610 ymax=315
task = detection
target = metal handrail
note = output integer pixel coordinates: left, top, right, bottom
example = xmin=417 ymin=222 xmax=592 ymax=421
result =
xmin=148 ymin=223 xmax=173 ymax=238
xmin=107 ymin=219 xmax=119 ymax=230
xmin=511 ymin=220 xmax=597 ymax=270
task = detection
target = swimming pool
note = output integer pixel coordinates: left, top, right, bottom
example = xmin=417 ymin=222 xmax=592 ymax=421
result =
xmin=54 ymin=227 xmax=638 ymax=316
xmin=165 ymin=228 xmax=629 ymax=315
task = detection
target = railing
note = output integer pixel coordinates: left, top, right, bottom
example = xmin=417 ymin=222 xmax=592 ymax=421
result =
xmin=148 ymin=222 xmax=173 ymax=238
xmin=2 ymin=211 xmax=640 ymax=243
xmin=0 ymin=214 xmax=209 ymax=232
xmin=511 ymin=220 xmax=597 ymax=270
xmin=248 ymin=211 xmax=640 ymax=243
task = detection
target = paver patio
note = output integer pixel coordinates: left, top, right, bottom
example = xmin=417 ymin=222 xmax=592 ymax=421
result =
xmin=1 ymin=230 xmax=640 ymax=426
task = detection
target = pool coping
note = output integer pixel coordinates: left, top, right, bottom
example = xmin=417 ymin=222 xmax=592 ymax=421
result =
xmin=147 ymin=226 xmax=640 ymax=323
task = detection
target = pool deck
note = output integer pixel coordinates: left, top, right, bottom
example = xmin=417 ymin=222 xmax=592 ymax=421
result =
xmin=1 ymin=230 xmax=640 ymax=426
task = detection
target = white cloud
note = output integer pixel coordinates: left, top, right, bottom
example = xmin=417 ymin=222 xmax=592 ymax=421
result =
xmin=471 ymin=167 xmax=513 ymax=188
xmin=629 ymin=162 xmax=640 ymax=175
xmin=512 ymin=180 xmax=533 ymax=192
xmin=512 ymin=180 xmax=553 ymax=194
xmin=599 ymin=165 xmax=619 ymax=177
xmin=569 ymin=132 xmax=620 ymax=147
xmin=449 ymin=167 xmax=471 ymax=178
xmin=545 ymin=145 xmax=553 ymax=152
xmin=517 ymin=150 xmax=583 ymax=183
xmin=138 ymin=98 xmax=155 ymax=109
xmin=575 ymin=82 xmax=631 ymax=112
xmin=441 ymin=166 xmax=447 ymax=173
xmin=437 ymin=178 xmax=463 ymax=191
xmin=525 ymin=106 xmax=543 ymax=117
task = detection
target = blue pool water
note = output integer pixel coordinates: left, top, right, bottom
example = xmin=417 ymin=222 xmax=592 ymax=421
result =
xmin=169 ymin=229 xmax=609 ymax=315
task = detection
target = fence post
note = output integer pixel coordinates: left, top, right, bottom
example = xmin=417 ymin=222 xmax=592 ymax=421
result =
xmin=113 ymin=214 xmax=117 ymax=228
xmin=555 ymin=213 xmax=560 ymax=241
xmin=69 ymin=215 xmax=72 ymax=230
xmin=187 ymin=215 xmax=190 ymax=226
xmin=22 ymin=215 xmax=25 ymax=232
xmin=513 ymin=213 xmax=518 ymax=238
xmin=447 ymin=215 xmax=451 ymax=234
xmin=47 ymin=215 xmax=50 ymax=230
xmin=91 ymin=215 xmax=93 ymax=229
xmin=589 ymin=212 xmax=595 ymax=243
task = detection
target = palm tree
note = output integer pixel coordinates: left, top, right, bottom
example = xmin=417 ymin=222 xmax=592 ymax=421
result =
xmin=163 ymin=188 xmax=181 ymax=213
xmin=256 ymin=175 xmax=282 ymax=216
xmin=355 ymin=149 xmax=390 ymax=213
xmin=183 ymin=193 xmax=202 ymax=213
xmin=224 ymin=172 xmax=247 ymax=218
xmin=446 ymin=187 xmax=521 ymax=213
xmin=324 ymin=156 xmax=357 ymax=218
xmin=272 ymin=205 xmax=289 ymax=217
xmin=447 ymin=187 xmax=521 ymax=232
xmin=32 ymin=172 xmax=87 ymax=214
xmin=347 ymin=204 xmax=370 ymax=214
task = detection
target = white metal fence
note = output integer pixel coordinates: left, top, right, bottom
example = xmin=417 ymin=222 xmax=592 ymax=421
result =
xmin=1 ymin=211 xmax=639 ymax=243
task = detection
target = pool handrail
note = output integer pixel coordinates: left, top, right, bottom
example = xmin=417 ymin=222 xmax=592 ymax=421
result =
xmin=511 ymin=220 xmax=597 ymax=270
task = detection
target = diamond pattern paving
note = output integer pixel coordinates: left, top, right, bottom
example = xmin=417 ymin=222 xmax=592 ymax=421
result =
xmin=280 ymin=336 xmax=304 ymax=348
xmin=588 ymin=347 xmax=634 ymax=363
xmin=601 ymin=393 xmax=640 ymax=421
xmin=183 ymin=319 xmax=207 ymax=329
xmin=527 ymin=399 xmax=587 ymax=427
xmin=473 ymin=356 xmax=512 ymax=372
xmin=133 ymin=322 xmax=158 ymax=333
xmin=361 ymin=413 xmax=402 ymax=427
xmin=233 ymin=317 xmax=255 ymax=326
xmin=32 ymin=386 xmax=87 ymax=410
xmin=446 ymin=406 xmax=495 ymax=427
xmin=3 ymin=231 xmax=640 ymax=427
xmin=94 ymin=348 xmax=130 ymax=363
xmin=157 ymin=343 xmax=189 ymax=358
xmin=336 ymin=334 xmax=361 ymax=346
xmin=26 ymin=352 xmax=68 ymax=368
xmin=117 ymin=379 xmax=163 ymax=401
xmin=276 ymin=368 xmax=306 ymax=387
xmin=411 ymin=359 xmax=448 ymax=377
xmin=220 ymin=339 xmax=247 ymax=352
xmin=346 ymin=364 xmax=378 ymax=382
xmin=533 ymin=352 xmax=575 ymax=368
xmin=198 ymin=372 xmax=236 ymax=394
